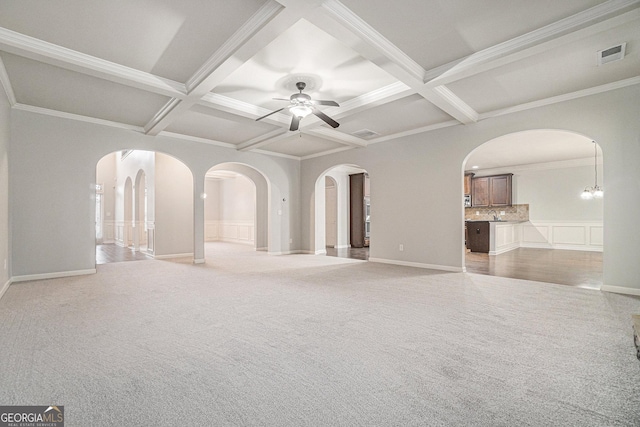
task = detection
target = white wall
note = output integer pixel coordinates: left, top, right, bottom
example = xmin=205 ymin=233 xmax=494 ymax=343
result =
xmin=300 ymin=86 xmax=640 ymax=292
xmin=9 ymin=110 xmax=299 ymax=277
xmin=0 ymin=86 xmax=10 ymax=289
xmin=154 ymin=152 xmax=193 ymax=257
xmin=220 ymin=175 xmax=255 ymax=222
xmin=95 ymin=153 xmax=117 ymax=243
xmin=204 ymin=178 xmax=221 ymax=221
xmin=205 ymin=175 xmax=256 ymax=245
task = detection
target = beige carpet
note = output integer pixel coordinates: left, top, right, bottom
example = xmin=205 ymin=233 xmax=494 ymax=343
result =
xmin=0 ymin=243 xmax=639 ymax=426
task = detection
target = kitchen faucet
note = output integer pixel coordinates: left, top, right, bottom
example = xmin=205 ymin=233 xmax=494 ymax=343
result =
xmin=487 ymin=210 xmax=500 ymax=221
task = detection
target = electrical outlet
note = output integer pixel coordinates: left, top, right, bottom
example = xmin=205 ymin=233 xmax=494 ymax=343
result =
xmin=475 ymin=211 xmax=480 ymax=215
xmin=500 ymin=211 xmax=505 ymax=215
xmin=399 ymin=244 xmax=404 ymax=251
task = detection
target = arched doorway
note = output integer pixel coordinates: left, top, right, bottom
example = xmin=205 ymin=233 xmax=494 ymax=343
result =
xmin=203 ymin=162 xmax=270 ymax=254
xmin=313 ymin=164 xmax=369 ymax=260
xmin=95 ymin=150 xmax=194 ymax=264
xmin=462 ymin=129 xmax=603 ymax=288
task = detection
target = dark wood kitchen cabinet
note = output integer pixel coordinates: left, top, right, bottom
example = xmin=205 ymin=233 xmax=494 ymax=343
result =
xmin=464 ymin=173 xmax=474 ymax=195
xmin=471 ymin=174 xmax=512 ymax=207
xmin=466 ymin=221 xmax=489 ymax=253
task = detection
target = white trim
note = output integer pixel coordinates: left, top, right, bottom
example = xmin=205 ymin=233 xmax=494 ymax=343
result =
xmin=153 ymin=253 xmax=194 ymax=260
xmin=144 ymin=98 xmax=183 ymax=134
xmin=252 ymin=148 xmax=300 ymax=161
xmin=157 ymin=131 xmax=236 ymax=149
xmin=199 ymin=92 xmax=289 ymax=125
xmin=185 ymin=1 xmax=284 ymax=91
xmin=13 ymin=103 xmax=144 ymax=132
xmin=11 ymin=269 xmax=96 ymax=283
xmin=301 ymin=146 xmax=353 ymax=160
xmin=0 ymin=27 xmax=186 ymax=98
xmin=470 ymin=157 xmax=598 ymax=176
xmin=0 ymin=55 xmax=16 ymax=106
xmin=315 ymin=249 xmax=327 ymax=255
xmin=193 ymin=259 xmax=205 ymax=265
xmin=369 ymin=257 xmax=464 ymax=273
xmin=421 ymin=85 xmax=478 ymax=124
xmin=321 ymin=0 xmax=426 ymax=81
xmin=426 ymin=2 xmax=640 ymax=86
xmin=0 ymin=279 xmax=11 ymax=301
xmin=268 ymin=250 xmax=304 ymax=255
xmin=480 ymin=76 xmax=640 ymax=120
xmin=367 ymin=120 xmax=459 ymax=145
xmin=308 ymin=127 xmax=368 ymax=148
xmin=600 ymin=285 xmax=640 ymax=296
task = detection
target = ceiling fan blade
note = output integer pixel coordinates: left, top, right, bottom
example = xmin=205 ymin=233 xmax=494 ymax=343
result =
xmin=255 ymin=107 xmax=284 ymax=121
xmin=272 ymin=98 xmax=291 ymax=101
xmin=290 ymin=115 xmax=300 ymax=131
xmin=314 ymin=100 xmax=339 ymax=107
xmin=312 ymin=107 xmax=339 ymax=128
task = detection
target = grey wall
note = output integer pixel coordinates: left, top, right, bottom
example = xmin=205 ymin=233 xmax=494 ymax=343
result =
xmin=9 ymin=110 xmax=300 ymax=276
xmin=0 ymin=87 xmax=9 ymax=286
xmin=300 ymin=86 xmax=640 ymax=292
xmin=513 ymin=164 xmax=603 ymax=221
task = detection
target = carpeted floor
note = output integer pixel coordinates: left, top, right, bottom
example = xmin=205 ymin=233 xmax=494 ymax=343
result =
xmin=1 ymin=243 xmax=639 ymax=426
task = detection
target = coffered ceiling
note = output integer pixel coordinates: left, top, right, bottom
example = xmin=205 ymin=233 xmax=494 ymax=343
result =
xmin=0 ymin=0 xmax=638 ymax=160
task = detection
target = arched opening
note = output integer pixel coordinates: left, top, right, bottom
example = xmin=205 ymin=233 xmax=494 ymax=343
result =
xmin=462 ymin=129 xmax=603 ymax=288
xmin=203 ymin=162 xmax=270 ymax=256
xmin=313 ymin=164 xmax=369 ymax=260
xmin=95 ymin=150 xmax=194 ymax=264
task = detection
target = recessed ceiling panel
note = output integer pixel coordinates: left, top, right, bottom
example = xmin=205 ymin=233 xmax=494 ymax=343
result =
xmin=213 ymin=19 xmax=397 ymax=110
xmin=448 ymin=18 xmax=640 ymax=113
xmin=263 ymin=133 xmax=347 ymax=157
xmin=339 ymin=0 xmax=607 ymax=71
xmin=338 ymin=94 xmax=453 ymax=137
xmin=0 ymin=0 xmax=269 ymax=82
xmin=2 ymin=53 xmax=170 ymax=126
xmin=165 ymin=106 xmax=280 ymax=145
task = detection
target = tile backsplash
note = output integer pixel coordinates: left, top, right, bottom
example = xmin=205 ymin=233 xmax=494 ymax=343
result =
xmin=465 ymin=204 xmax=529 ymax=221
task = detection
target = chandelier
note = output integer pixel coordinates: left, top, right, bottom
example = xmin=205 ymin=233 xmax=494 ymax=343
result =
xmin=581 ymin=141 xmax=603 ymax=200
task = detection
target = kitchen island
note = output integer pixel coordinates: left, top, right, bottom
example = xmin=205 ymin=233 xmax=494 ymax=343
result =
xmin=465 ymin=220 xmax=525 ymax=255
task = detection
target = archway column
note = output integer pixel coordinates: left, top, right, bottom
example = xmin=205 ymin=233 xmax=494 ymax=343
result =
xmin=193 ymin=174 xmax=205 ymax=264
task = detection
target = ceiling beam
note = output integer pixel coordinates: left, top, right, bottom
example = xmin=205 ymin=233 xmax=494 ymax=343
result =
xmin=0 ymin=55 xmax=16 ymax=106
xmin=425 ymin=1 xmax=640 ymax=87
xmin=0 ymin=27 xmax=187 ymax=98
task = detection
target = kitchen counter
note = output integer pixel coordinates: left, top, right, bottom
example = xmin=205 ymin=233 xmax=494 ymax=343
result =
xmin=465 ymin=220 xmax=525 ymax=254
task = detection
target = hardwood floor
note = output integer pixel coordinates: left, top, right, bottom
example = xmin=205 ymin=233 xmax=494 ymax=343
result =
xmin=465 ymin=248 xmax=602 ymax=288
xmin=325 ymin=246 xmax=369 ymax=261
xmin=96 ymin=244 xmax=152 ymax=264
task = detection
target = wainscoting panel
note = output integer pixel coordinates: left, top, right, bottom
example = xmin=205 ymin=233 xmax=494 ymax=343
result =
xmin=521 ymin=221 xmax=603 ymax=252
xmin=205 ymin=221 xmax=254 ymax=245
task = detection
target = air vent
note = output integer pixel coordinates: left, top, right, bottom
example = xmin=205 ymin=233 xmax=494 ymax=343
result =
xmin=597 ymin=43 xmax=626 ymax=66
xmin=352 ymin=129 xmax=380 ymax=139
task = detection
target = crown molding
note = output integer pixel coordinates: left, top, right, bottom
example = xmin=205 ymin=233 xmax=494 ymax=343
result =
xmin=308 ymin=127 xmax=368 ymax=148
xmin=321 ymin=0 xmax=426 ymax=82
xmin=426 ymin=2 xmax=640 ymax=86
xmin=479 ymin=76 xmax=640 ymax=120
xmin=185 ymin=0 xmax=284 ymax=92
xmin=237 ymin=129 xmax=290 ymax=151
xmin=0 ymin=27 xmax=186 ymax=98
xmin=157 ymin=131 xmax=236 ymax=149
xmin=252 ymin=148 xmax=301 ymax=161
xmin=335 ymin=81 xmax=413 ymax=117
xmin=367 ymin=119 xmax=459 ymax=145
xmin=199 ymin=92 xmax=290 ymax=126
xmin=300 ymin=145 xmax=353 ymax=160
xmin=144 ymin=98 xmax=183 ymax=134
xmin=13 ymin=103 xmax=144 ymax=131
xmin=0 ymin=55 xmax=16 ymax=106
xmin=421 ymin=85 xmax=478 ymax=124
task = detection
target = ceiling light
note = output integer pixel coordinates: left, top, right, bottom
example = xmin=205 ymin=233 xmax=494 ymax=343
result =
xmin=289 ymin=105 xmax=312 ymax=118
xmin=581 ymin=141 xmax=603 ymax=200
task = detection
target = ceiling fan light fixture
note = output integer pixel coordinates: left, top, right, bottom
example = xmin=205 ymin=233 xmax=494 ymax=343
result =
xmin=289 ymin=105 xmax=312 ymax=118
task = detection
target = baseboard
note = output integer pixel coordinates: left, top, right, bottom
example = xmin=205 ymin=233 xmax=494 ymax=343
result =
xmin=193 ymin=258 xmax=205 ymax=264
xmin=0 ymin=278 xmax=11 ymax=301
xmin=315 ymin=249 xmax=327 ymax=255
xmin=334 ymin=245 xmax=350 ymax=249
xmin=256 ymin=247 xmax=268 ymax=252
xmin=153 ymin=253 xmax=194 ymax=260
xmin=268 ymin=250 xmax=304 ymax=255
xmin=11 ymin=269 xmax=97 ymax=283
xmin=369 ymin=257 xmax=464 ymax=273
xmin=519 ymin=242 xmax=602 ymax=252
xmin=600 ymin=285 xmax=640 ymax=296
xmin=489 ymin=243 xmax=520 ymax=256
